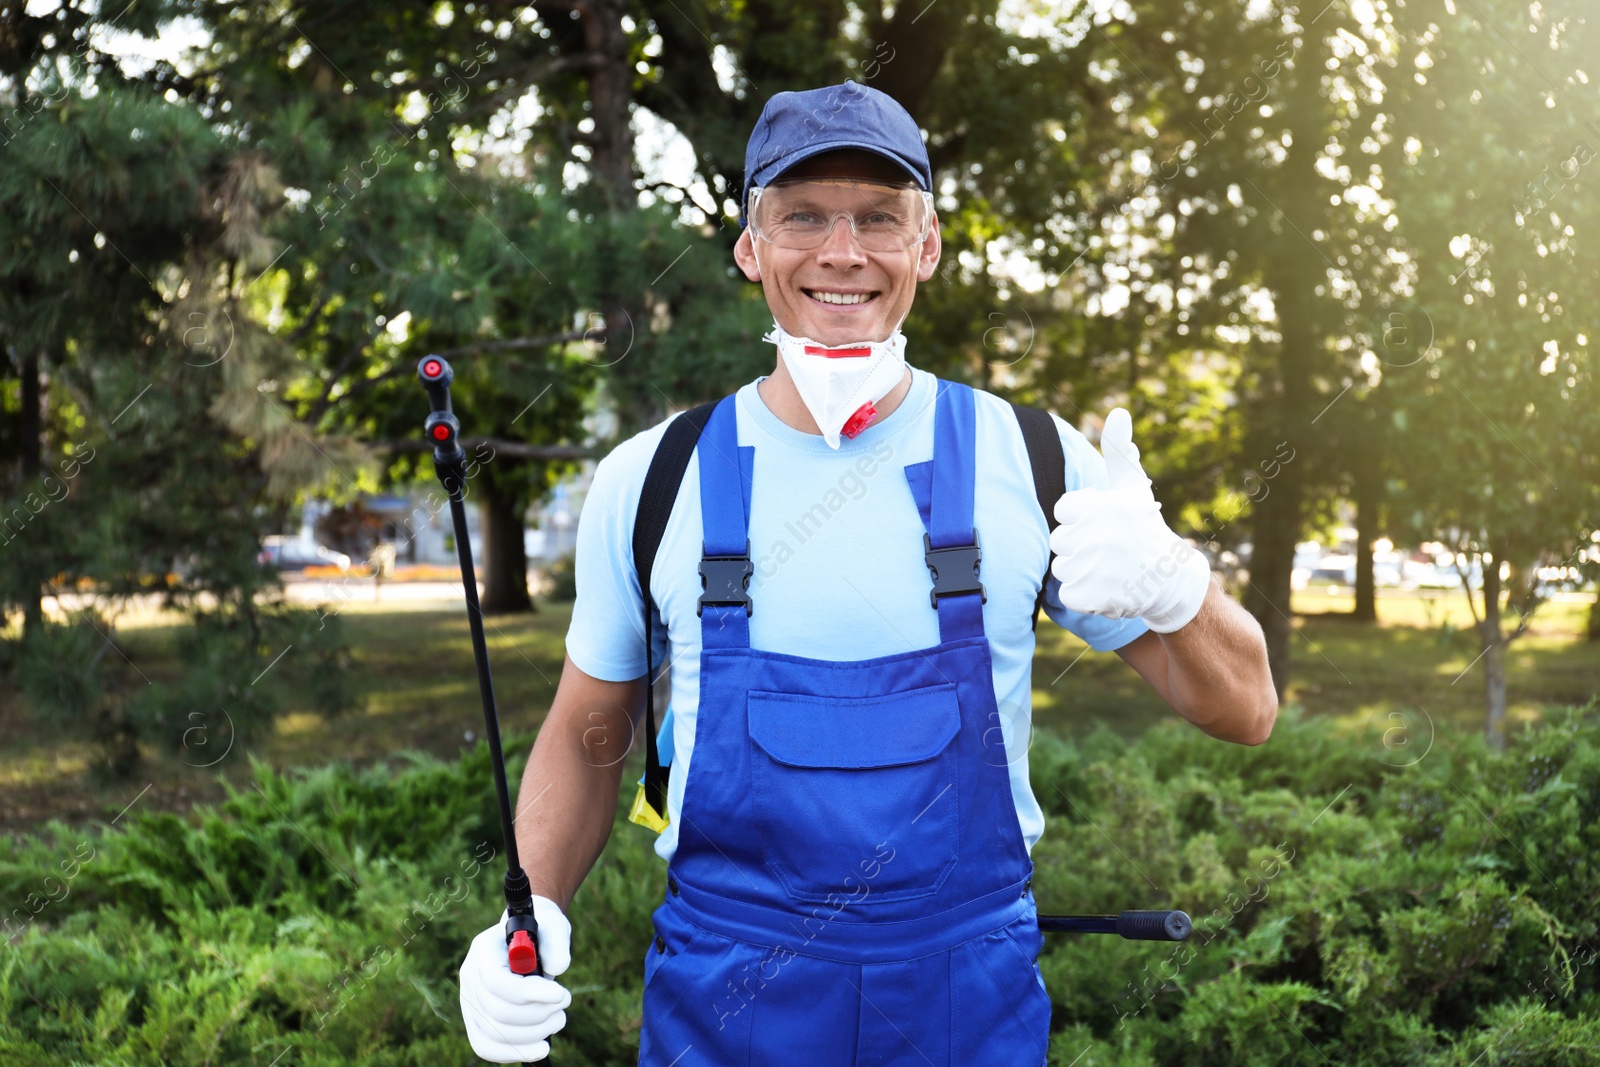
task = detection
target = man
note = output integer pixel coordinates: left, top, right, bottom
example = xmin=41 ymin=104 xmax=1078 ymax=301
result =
xmin=460 ymin=79 xmax=1276 ymax=1065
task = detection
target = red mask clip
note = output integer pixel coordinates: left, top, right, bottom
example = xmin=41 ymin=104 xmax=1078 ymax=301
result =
xmin=840 ymin=400 xmax=878 ymax=440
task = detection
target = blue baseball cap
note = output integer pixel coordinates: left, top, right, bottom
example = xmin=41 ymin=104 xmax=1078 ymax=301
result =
xmin=740 ymin=79 xmax=932 ymax=227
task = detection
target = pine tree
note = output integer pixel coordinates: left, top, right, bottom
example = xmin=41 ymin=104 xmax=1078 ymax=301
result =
xmin=1 ymin=14 xmax=352 ymax=773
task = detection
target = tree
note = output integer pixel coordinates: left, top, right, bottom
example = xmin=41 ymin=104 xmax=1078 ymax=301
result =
xmin=1380 ymin=0 xmax=1600 ymax=748
xmin=0 ymin=3 xmax=356 ymax=774
xmin=1077 ymin=0 xmax=1412 ymax=695
xmin=126 ymin=0 xmax=785 ymax=610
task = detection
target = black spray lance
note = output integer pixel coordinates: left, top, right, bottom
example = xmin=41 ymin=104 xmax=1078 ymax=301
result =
xmin=419 ymin=355 xmax=547 ymax=1066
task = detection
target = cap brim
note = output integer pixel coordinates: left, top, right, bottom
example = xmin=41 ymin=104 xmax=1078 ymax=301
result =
xmin=756 ymin=139 xmax=926 ymax=190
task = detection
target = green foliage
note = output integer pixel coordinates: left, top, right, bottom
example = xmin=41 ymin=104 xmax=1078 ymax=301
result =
xmin=0 ymin=743 xmax=661 ymax=1066
xmin=541 ymin=550 xmax=578 ymax=603
xmin=14 ymin=614 xmax=148 ymax=780
xmin=0 ymin=67 xmax=347 ymax=733
xmin=2 ymin=708 xmax=1597 ymax=1065
xmin=1377 ymin=0 xmax=1600 ymax=698
xmin=13 ymin=606 xmax=353 ymax=780
xmin=134 ymin=604 xmax=356 ymax=751
xmin=8 ymin=0 xmax=1594 ymax=724
xmin=1028 ymin=703 xmax=1599 ymax=1066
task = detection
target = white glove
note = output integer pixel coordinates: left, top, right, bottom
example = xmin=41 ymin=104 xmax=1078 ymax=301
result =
xmin=1049 ymin=407 xmax=1210 ymax=633
xmin=459 ymin=898 xmax=573 ymax=1062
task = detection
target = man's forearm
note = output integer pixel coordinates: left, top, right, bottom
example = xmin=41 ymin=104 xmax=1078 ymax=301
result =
xmin=513 ymin=725 xmax=627 ymax=913
xmin=1157 ymin=579 xmax=1277 ymax=743
xmin=508 ymin=660 xmax=643 ymax=914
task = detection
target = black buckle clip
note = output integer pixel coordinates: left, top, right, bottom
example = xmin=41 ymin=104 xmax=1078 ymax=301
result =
xmin=925 ymin=531 xmax=985 ymax=609
xmin=698 ymin=540 xmax=754 ymax=617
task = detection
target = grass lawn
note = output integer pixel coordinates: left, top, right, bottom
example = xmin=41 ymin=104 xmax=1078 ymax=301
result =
xmin=2 ymin=587 xmax=1594 ymax=835
xmin=1033 ymin=588 xmax=1598 ymax=743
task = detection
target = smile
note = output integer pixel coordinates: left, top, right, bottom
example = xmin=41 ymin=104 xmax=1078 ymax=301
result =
xmin=803 ymin=289 xmax=879 ymax=306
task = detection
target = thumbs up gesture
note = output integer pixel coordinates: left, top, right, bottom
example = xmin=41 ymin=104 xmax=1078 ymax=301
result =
xmin=1048 ymin=408 xmax=1211 ymax=634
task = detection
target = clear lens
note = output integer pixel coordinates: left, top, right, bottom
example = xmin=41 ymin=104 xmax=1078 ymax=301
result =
xmin=749 ymin=178 xmax=932 ymax=253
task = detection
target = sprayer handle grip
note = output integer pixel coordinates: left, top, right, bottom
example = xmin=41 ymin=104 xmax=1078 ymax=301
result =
xmin=417 ymin=355 xmax=454 ymax=414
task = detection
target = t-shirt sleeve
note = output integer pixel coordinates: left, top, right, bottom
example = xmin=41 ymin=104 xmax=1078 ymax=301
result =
xmin=563 ymin=441 xmax=667 ymax=683
xmin=1040 ymin=412 xmax=1150 ymax=652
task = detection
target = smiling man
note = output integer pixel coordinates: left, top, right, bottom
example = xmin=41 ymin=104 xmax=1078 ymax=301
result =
xmin=735 ymin=145 xmax=932 ymax=445
xmin=459 ymin=79 xmax=1277 ymax=1066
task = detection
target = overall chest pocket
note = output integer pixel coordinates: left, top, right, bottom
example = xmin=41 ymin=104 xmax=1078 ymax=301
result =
xmin=747 ymin=683 xmax=962 ymax=905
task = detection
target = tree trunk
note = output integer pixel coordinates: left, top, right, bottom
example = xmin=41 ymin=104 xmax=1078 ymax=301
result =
xmin=479 ymin=483 xmax=533 ymax=614
xmin=579 ymin=0 xmax=657 ymax=438
xmin=1242 ymin=246 xmax=1315 ymax=701
xmin=1244 ymin=476 xmax=1299 ymax=700
xmin=1480 ymin=553 xmax=1506 ymax=752
xmin=1352 ymin=446 xmax=1379 ymax=622
xmin=20 ymin=349 xmax=44 ymax=640
xmin=1240 ymin=37 xmax=1327 ymax=701
xmin=581 ymin=0 xmax=634 ymax=204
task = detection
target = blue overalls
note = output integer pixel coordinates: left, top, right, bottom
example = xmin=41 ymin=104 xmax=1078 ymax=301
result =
xmin=638 ymin=380 xmax=1052 ymax=1066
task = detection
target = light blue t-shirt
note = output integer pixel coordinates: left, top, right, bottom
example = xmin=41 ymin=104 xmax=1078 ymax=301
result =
xmin=565 ymin=365 xmax=1148 ymax=863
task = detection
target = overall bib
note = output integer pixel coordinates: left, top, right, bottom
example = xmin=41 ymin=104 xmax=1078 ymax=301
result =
xmin=638 ymin=380 xmax=1052 ymax=1066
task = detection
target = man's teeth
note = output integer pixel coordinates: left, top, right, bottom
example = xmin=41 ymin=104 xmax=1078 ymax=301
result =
xmin=807 ymin=290 xmax=873 ymax=305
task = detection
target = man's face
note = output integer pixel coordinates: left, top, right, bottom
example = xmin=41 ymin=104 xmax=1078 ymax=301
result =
xmin=734 ymin=150 xmax=941 ymax=347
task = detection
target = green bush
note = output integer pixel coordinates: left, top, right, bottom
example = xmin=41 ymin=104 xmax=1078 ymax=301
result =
xmin=13 ymin=605 xmax=354 ymax=781
xmin=1029 ymin=702 xmax=1600 ymax=1066
xmin=14 ymin=614 xmax=148 ymax=779
xmin=1 ymin=704 xmax=1596 ymax=1066
xmin=135 ymin=603 xmax=355 ymax=754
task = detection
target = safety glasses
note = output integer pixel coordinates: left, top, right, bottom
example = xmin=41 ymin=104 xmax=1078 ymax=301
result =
xmin=748 ymin=177 xmax=935 ymax=253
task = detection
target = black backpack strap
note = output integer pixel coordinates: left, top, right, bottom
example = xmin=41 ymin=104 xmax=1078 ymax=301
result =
xmin=1009 ymin=403 xmax=1067 ymax=633
xmin=629 ymin=398 xmax=719 ymax=826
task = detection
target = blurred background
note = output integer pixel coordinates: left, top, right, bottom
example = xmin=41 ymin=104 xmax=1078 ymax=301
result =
xmin=2 ymin=1 xmax=1597 ymax=1065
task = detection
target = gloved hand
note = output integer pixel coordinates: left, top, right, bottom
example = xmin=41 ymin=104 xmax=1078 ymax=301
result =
xmin=460 ymin=898 xmax=573 ymax=1062
xmin=1049 ymin=408 xmax=1210 ymax=633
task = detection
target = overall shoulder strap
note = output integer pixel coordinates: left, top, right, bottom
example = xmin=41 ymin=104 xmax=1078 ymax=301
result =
xmin=628 ymin=399 xmax=719 ymax=827
xmin=1008 ymin=403 xmax=1067 ymax=633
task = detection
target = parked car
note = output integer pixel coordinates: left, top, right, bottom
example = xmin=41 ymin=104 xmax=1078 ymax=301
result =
xmin=1415 ymin=559 xmax=1483 ymax=590
xmin=259 ymin=536 xmax=352 ymax=572
xmin=1373 ymin=558 xmax=1412 ymax=589
xmin=1297 ymin=551 xmax=1421 ymax=590
xmin=1291 ymin=542 xmax=1328 ymax=589
xmin=1306 ymin=554 xmax=1357 ymax=588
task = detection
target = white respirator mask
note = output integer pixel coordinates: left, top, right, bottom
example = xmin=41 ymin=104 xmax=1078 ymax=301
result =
xmin=755 ymin=232 xmax=911 ymax=450
xmin=761 ymin=316 xmax=908 ymax=450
